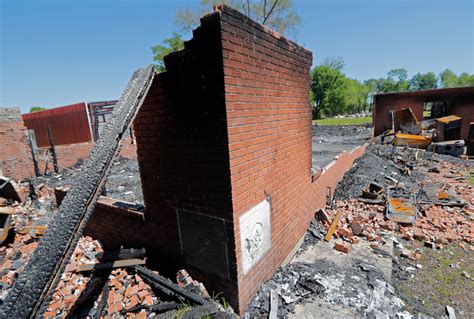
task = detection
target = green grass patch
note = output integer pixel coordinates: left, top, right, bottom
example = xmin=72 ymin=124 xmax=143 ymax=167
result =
xmin=312 ymin=116 xmax=372 ymax=126
xmin=467 ymin=169 xmax=474 ymax=186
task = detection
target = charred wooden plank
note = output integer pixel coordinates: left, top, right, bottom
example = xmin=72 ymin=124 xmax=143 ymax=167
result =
xmin=135 ymin=265 xmax=207 ymax=305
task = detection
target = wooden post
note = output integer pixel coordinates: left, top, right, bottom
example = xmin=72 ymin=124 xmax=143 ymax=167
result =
xmin=47 ymin=125 xmax=59 ymax=173
xmin=27 ymin=130 xmax=40 ymax=177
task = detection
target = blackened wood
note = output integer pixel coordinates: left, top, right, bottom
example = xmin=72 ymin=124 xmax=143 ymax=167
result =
xmin=47 ymin=125 xmax=59 ymax=173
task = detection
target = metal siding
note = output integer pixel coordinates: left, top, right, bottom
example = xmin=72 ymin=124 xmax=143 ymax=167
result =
xmin=22 ymin=103 xmax=92 ymax=147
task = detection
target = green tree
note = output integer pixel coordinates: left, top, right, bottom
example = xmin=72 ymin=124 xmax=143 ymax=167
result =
xmin=29 ymin=106 xmax=45 ymax=113
xmin=151 ymin=33 xmax=185 ymax=72
xmin=457 ymin=72 xmax=474 ymax=86
xmin=409 ymin=72 xmax=438 ymax=90
xmin=439 ymin=69 xmax=474 ymax=88
xmin=439 ymin=69 xmax=458 ymax=88
xmin=311 ymin=64 xmax=347 ymax=118
xmin=345 ymin=78 xmax=370 ymax=114
xmin=373 ymin=69 xmax=410 ymax=93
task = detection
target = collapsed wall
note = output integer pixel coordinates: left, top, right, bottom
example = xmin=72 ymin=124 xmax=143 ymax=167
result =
xmin=0 ymin=108 xmax=35 ymax=180
xmin=133 ymin=5 xmax=365 ymax=313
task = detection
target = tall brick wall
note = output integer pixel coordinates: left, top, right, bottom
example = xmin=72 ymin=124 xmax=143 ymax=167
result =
xmin=0 ymin=108 xmax=35 ymax=180
xmin=134 ymin=10 xmax=239 ymax=302
xmin=133 ymin=5 xmax=367 ymax=313
xmin=218 ymin=7 xmax=313 ymax=309
xmin=374 ymin=87 xmax=474 ymax=138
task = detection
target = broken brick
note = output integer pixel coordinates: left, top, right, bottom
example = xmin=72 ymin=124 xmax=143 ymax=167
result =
xmin=334 ymin=242 xmax=351 ymax=253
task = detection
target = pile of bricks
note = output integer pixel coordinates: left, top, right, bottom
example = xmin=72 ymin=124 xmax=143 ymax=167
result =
xmin=2 ymin=233 xmax=211 ymax=318
xmin=44 ymin=236 xmax=104 ymax=317
xmin=323 ymin=199 xmax=473 ymax=254
xmin=0 ymin=233 xmax=38 ymax=299
xmin=322 ymin=156 xmax=473 ymax=254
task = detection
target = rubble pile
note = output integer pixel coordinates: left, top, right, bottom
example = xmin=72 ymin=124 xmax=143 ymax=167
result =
xmin=0 ymin=233 xmax=38 ymax=300
xmin=0 ymin=174 xmax=230 ymax=318
xmin=0 ymin=182 xmax=57 ymax=301
xmin=329 ymin=144 xmax=473 ymax=253
xmin=44 ymin=236 xmax=104 ymax=317
xmin=322 ymin=198 xmax=473 ymax=255
xmin=246 ymin=143 xmax=472 ymax=317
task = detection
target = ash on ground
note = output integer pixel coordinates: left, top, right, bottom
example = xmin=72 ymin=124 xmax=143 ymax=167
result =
xmin=31 ymin=157 xmax=144 ymax=205
xmin=312 ymin=125 xmax=372 ymax=169
xmin=244 ymin=143 xmax=473 ymax=318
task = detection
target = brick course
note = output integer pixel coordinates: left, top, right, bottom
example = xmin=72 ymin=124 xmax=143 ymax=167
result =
xmin=37 ymin=138 xmax=137 ymax=170
xmin=0 ymin=108 xmax=35 ymax=180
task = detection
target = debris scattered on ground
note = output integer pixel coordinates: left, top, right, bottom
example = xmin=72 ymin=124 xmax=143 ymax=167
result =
xmin=245 ymin=143 xmax=473 ymax=318
xmin=0 ymin=172 xmax=235 ymax=318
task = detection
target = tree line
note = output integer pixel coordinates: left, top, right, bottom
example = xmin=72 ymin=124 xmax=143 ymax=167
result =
xmin=311 ymin=58 xmax=474 ymax=119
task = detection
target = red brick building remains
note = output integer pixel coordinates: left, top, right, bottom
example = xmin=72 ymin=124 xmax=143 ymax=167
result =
xmin=129 ymin=6 xmax=366 ymax=313
xmin=3 ymin=6 xmax=369 ymax=313
xmin=0 ymin=108 xmax=35 ymax=180
xmin=374 ymin=86 xmax=474 ymax=139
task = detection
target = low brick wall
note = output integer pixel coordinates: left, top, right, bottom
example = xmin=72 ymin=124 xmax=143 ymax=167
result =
xmin=38 ymin=138 xmax=137 ymax=170
xmin=55 ymin=188 xmax=147 ymax=250
xmin=0 ymin=108 xmax=35 ymax=180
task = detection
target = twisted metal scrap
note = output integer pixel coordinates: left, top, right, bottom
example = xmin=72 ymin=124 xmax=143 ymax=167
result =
xmin=1 ymin=65 xmax=154 ymax=318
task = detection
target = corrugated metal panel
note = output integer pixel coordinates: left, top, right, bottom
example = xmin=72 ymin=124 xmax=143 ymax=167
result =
xmin=22 ymin=103 xmax=92 ymax=147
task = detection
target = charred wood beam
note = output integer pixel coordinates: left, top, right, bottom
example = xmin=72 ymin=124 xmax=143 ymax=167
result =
xmin=96 ymin=247 xmax=146 ymax=263
xmin=135 ymin=265 xmax=207 ymax=306
xmin=0 ymin=65 xmax=155 ymax=318
xmin=123 ymin=301 xmax=178 ymax=314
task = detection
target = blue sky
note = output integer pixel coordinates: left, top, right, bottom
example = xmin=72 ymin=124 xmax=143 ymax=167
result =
xmin=1 ymin=0 xmax=472 ymax=112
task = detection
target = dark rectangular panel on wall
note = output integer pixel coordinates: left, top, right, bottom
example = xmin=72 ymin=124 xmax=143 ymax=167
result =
xmin=22 ymin=103 xmax=92 ymax=147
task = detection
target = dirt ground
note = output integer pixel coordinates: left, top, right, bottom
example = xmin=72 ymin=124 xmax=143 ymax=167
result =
xmin=394 ymin=242 xmax=474 ymax=318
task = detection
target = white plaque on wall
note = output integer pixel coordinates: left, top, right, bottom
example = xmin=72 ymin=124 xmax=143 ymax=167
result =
xmin=240 ymin=198 xmax=271 ymax=274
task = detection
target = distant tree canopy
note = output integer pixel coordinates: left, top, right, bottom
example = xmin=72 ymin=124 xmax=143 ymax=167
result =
xmin=310 ymin=60 xmax=474 ymax=119
xmin=152 ymin=0 xmax=300 ymax=72
xmin=439 ymin=69 xmax=474 ymax=88
xmin=29 ymin=106 xmax=45 ymax=113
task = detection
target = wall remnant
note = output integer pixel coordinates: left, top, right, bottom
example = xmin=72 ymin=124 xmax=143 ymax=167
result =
xmin=374 ymin=86 xmax=474 ymax=139
xmin=134 ymin=5 xmax=365 ymax=313
xmin=0 ymin=108 xmax=35 ymax=180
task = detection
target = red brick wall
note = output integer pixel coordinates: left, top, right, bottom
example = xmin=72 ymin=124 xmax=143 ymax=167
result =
xmin=450 ymin=95 xmax=474 ymax=139
xmin=134 ymin=9 xmax=238 ymax=302
xmin=133 ymin=5 xmax=367 ymax=314
xmin=83 ymin=196 xmax=146 ymax=250
xmin=37 ymin=138 xmax=137 ymax=171
xmin=373 ymin=95 xmax=424 ymax=135
xmin=374 ymin=87 xmax=474 ymax=139
xmin=0 ymin=108 xmax=35 ymax=180
xmin=217 ymin=7 xmax=367 ymax=312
